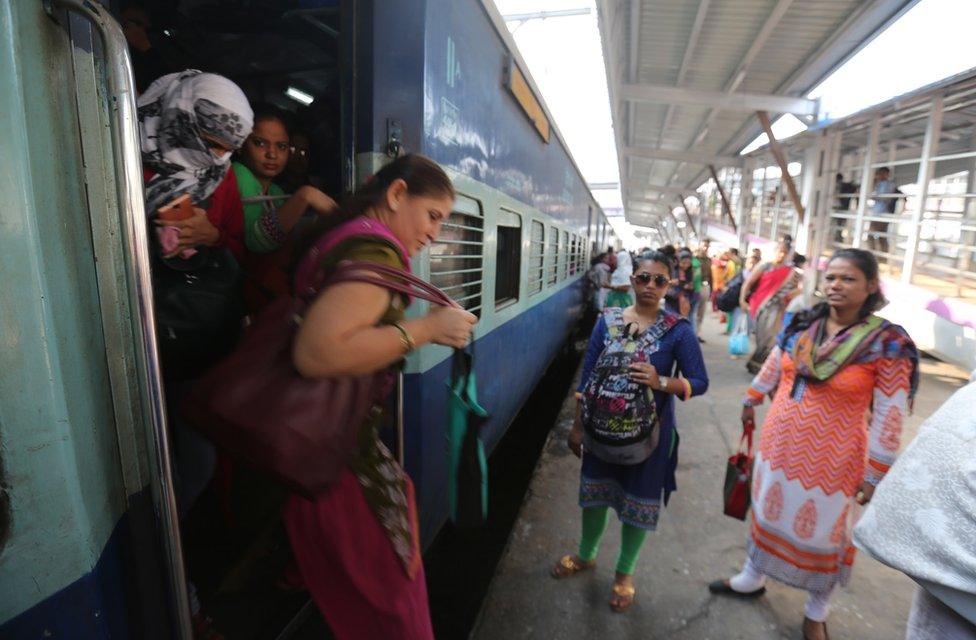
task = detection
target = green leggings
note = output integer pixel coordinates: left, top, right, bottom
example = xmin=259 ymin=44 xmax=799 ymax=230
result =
xmin=577 ymin=506 xmax=648 ymax=575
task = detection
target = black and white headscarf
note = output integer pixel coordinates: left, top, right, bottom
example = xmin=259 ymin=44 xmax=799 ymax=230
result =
xmin=137 ymin=70 xmax=253 ymax=214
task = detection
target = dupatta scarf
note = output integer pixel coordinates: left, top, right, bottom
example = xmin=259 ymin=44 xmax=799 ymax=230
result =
xmin=782 ymin=314 xmax=920 ymax=407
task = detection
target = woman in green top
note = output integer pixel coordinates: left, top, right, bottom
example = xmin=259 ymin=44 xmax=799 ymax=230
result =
xmin=234 ymin=104 xmax=338 ymax=254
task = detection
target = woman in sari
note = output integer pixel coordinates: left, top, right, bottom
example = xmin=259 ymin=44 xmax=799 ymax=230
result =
xmin=710 ymin=249 xmax=918 ymax=640
xmin=740 ymin=237 xmax=801 ymax=374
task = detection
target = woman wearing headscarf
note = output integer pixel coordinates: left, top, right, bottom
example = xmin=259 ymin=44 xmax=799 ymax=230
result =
xmin=605 ymin=249 xmax=634 ymax=308
xmin=710 ymin=249 xmax=919 ymax=640
xmin=740 ymin=236 xmax=802 ymax=374
xmin=137 ymin=70 xmax=253 ymax=639
xmin=139 ymin=69 xmax=254 ymax=259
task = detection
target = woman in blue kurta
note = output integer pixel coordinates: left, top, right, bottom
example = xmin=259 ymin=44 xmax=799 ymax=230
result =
xmin=553 ymin=252 xmax=709 ymax=612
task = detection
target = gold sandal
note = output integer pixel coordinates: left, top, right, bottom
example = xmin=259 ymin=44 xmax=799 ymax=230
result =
xmin=551 ymin=555 xmax=594 ymax=579
xmin=610 ymin=583 xmax=636 ymax=613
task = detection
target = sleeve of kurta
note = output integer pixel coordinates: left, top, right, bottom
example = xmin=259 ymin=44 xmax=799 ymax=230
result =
xmin=576 ymin=316 xmax=608 ymax=393
xmin=744 ymin=345 xmax=783 ymax=406
xmin=672 ymin=322 xmax=708 ymax=401
xmin=864 ymin=357 xmax=914 ymax=486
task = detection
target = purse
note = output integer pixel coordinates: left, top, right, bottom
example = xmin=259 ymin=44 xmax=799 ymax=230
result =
xmin=183 ymin=227 xmax=456 ymax=496
xmin=153 ymin=245 xmax=246 ymax=381
xmin=723 ymin=418 xmax=755 ymax=520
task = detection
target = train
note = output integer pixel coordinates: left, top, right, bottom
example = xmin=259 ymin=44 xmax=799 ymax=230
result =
xmin=0 ymin=0 xmax=616 ymax=637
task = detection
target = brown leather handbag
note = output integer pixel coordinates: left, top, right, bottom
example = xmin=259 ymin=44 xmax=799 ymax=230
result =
xmin=183 ymin=259 xmax=455 ymax=496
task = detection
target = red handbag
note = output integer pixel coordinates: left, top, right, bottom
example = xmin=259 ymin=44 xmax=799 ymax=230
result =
xmin=723 ymin=419 xmax=755 ymax=520
xmin=183 ymin=256 xmax=455 ymax=497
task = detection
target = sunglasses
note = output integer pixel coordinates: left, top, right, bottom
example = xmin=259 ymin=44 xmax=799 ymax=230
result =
xmin=633 ymin=273 xmax=669 ymax=287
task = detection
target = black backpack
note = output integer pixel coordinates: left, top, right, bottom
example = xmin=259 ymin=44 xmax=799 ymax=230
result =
xmin=152 ymin=246 xmax=245 ymax=381
xmin=716 ymin=272 xmax=744 ymax=312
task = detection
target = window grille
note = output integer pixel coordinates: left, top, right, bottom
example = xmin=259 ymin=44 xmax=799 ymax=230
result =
xmin=560 ymin=230 xmax=569 ymax=280
xmin=429 ymin=195 xmax=483 ymax=316
xmin=528 ymin=220 xmax=545 ymax=295
xmin=546 ymin=226 xmax=558 ymax=285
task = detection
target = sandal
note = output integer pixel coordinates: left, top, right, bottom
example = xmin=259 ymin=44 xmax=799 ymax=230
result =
xmin=551 ymin=555 xmax=594 ymax=579
xmin=609 ymin=582 xmax=636 ymax=613
xmin=802 ymin=617 xmax=830 ymax=640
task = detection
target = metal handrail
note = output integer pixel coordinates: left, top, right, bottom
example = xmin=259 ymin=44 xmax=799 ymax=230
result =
xmin=47 ymin=1 xmax=192 ymax=637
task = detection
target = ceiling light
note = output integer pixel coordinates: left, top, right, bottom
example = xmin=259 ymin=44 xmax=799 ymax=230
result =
xmin=676 ymin=221 xmax=687 ymax=229
xmin=285 ymin=86 xmax=314 ymax=106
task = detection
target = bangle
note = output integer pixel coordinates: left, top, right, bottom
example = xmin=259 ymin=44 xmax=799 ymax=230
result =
xmin=391 ymin=322 xmax=415 ymax=353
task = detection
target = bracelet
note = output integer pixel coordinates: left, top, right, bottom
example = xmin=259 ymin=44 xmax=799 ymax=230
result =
xmin=391 ymin=322 xmax=416 ymax=354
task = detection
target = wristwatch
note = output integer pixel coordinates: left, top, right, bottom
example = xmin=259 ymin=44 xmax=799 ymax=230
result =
xmin=657 ymin=375 xmax=670 ymax=391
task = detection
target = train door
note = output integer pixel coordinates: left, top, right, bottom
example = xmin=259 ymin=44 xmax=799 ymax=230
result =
xmin=1 ymin=1 xmax=185 ymax=637
xmin=4 ymin=0 xmax=356 ymax=637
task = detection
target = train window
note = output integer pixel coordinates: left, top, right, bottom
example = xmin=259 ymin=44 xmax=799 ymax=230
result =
xmin=560 ymin=230 xmax=569 ymax=280
xmin=430 ymin=195 xmax=484 ymax=316
xmin=495 ymin=208 xmax=522 ymax=309
xmin=569 ymin=234 xmax=580 ymax=275
xmin=546 ymin=226 xmax=558 ymax=286
xmin=528 ymin=220 xmax=545 ymax=295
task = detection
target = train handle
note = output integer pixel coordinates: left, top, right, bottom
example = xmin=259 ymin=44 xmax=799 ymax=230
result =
xmin=44 ymin=1 xmax=193 ymax=637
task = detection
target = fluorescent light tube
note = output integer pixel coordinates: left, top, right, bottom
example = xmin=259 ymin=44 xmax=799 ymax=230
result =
xmin=285 ymin=86 xmax=314 ymax=106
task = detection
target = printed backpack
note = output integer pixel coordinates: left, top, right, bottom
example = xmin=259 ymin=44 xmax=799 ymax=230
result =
xmin=580 ymin=308 xmax=680 ymax=465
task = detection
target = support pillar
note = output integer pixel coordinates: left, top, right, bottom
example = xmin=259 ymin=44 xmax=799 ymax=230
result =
xmin=853 ymin=118 xmax=881 ymax=249
xmin=902 ymin=95 xmax=944 ymax=284
xmin=796 ymin=134 xmax=825 ymax=256
xmin=956 ymin=137 xmax=976 ymax=296
xmin=736 ymin=160 xmax=755 ymax=250
xmin=708 ymin=164 xmax=736 ymax=232
xmin=757 ymin=110 xmax=806 ymax=226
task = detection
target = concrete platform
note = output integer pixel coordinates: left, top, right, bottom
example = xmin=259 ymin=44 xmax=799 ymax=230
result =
xmin=471 ymin=311 xmax=970 ymax=640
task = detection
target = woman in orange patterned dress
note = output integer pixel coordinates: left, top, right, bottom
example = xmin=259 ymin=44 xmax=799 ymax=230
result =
xmin=709 ymin=249 xmax=919 ymax=640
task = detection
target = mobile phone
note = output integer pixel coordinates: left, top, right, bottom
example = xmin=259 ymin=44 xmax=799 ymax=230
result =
xmin=157 ymin=194 xmax=194 ymax=221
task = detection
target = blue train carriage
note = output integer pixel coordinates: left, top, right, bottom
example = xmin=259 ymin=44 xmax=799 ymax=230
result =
xmin=351 ymin=0 xmax=614 ymax=543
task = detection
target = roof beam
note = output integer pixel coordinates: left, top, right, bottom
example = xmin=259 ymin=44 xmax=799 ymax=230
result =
xmin=628 ymin=197 xmax=670 ymax=207
xmin=639 ymin=183 xmax=689 ymax=196
xmin=623 ymin=145 xmax=744 ymax=167
xmin=619 ymin=83 xmax=819 ymax=117
xmin=650 ymin=0 xmax=711 ymax=175
xmin=664 ymin=0 xmax=796 ymax=188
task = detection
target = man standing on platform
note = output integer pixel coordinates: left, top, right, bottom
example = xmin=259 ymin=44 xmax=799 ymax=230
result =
xmin=694 ymin=239 xmax=712 ymax=342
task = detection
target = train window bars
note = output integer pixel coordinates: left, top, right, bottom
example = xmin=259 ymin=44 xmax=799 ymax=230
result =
xmin=560 ymin=230 xmax=569 ymax=281
xmin=495 ymin=208 xmax=522 ymax=309
xmin=429 ymin=194 xmax=484 ymax=317
xmin=528 ymin=220 xmax=545 ymax=296
xmin=546 ymin=226 xmax=558 ymax=286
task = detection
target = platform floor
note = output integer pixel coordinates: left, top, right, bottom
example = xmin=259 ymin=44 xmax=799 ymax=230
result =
xmin=471 ymin=310 xmax=970 ymax=640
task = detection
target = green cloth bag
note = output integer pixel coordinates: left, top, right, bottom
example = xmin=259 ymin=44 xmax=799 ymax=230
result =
xmin=447 ymin=347 xmax=489 ymax=527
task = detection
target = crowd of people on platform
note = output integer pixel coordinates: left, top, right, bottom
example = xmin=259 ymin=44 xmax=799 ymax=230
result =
xmin=579 ymin=238 xmax=974 ymax=640
xmin=124 ymin=15 xmax=973 ymax=635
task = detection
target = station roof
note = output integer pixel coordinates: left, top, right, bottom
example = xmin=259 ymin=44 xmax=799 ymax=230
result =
xmin=597 ymin=0 xmax=920 ymax=228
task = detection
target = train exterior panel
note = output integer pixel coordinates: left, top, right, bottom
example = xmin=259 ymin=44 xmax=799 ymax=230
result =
xmin=0 ymin=0 xmax=613 ymax=636
xmin=355 ymin=0 xmax=602 ymax=543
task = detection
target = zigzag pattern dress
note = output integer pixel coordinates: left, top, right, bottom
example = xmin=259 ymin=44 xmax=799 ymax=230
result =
xmin=743 ymin=325 xmax=915 ymax=592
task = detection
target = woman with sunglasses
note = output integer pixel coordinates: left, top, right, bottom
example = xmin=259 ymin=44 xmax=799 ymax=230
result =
xmin=553 ymin=252 xmax=709 ymax=613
